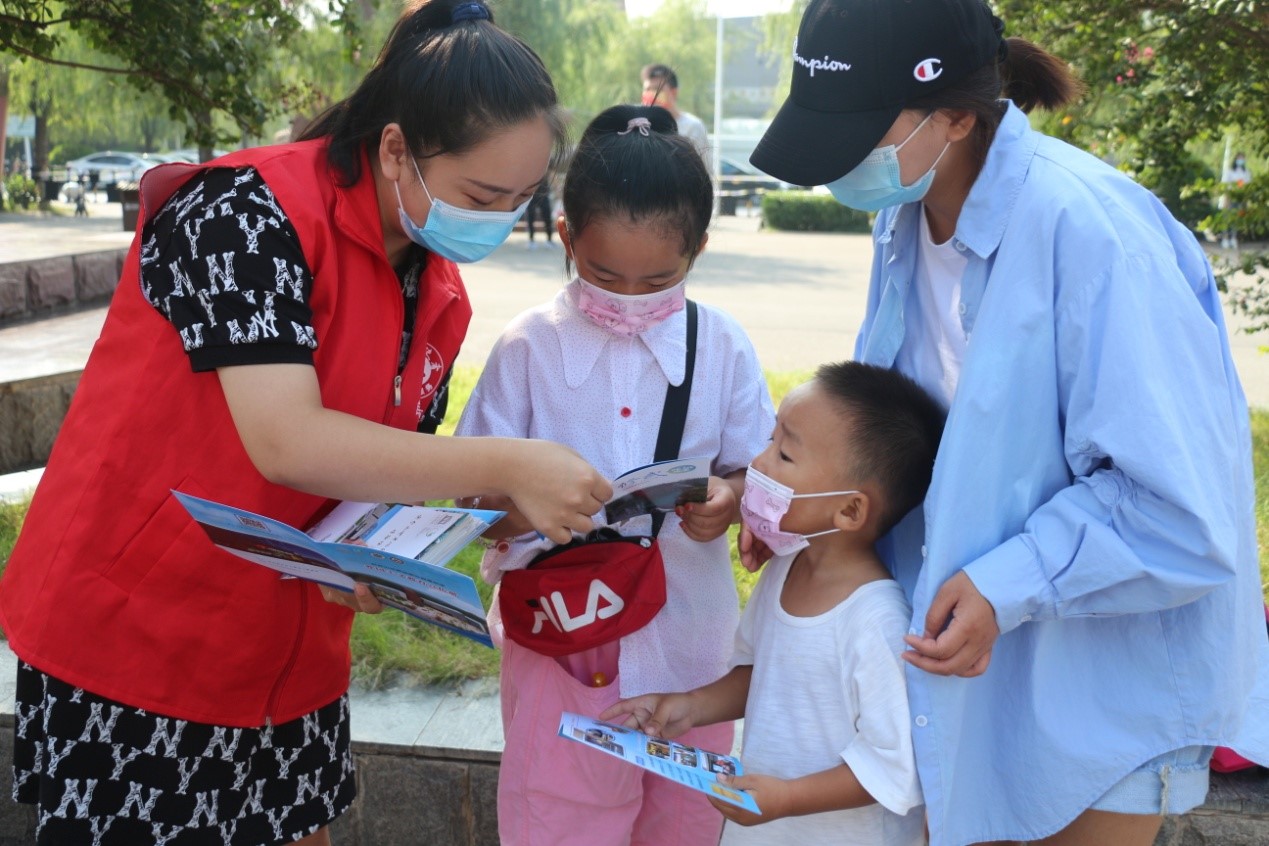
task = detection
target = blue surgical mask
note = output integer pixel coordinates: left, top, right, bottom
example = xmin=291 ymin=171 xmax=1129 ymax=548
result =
xmin=395 ymin=157 xmax=529 ymax=263
xmin=825 ymin=113 xmax=950 ymax=212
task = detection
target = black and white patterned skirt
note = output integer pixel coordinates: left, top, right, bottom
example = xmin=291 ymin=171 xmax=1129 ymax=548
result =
xmin=11 ymin=661 xmax=356 ymax=845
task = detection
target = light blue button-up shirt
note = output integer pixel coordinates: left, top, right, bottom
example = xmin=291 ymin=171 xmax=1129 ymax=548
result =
xmin=856 ymin=102 xmax=1269 ymax=845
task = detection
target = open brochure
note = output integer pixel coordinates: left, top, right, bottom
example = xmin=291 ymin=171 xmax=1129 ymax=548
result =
xmin=603 ymin=456 xmax=711 ymax=526
xmin=174 ymin=492 xmax=503 ymax=647
xmin=557 ymin=711 xmax=761 ymax=814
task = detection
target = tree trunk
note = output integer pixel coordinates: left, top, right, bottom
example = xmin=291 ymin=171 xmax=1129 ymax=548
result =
xmin=34 ymin=111 xmax=51 ymax=211
xmin=195 ymin=110 xmax=214 ymax=163
xmin=0 ymin=67 xmax=9 ymax=182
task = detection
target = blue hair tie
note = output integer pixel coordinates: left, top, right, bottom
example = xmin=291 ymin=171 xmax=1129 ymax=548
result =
xmin=452 ymin=2 xmax=490 ymax=23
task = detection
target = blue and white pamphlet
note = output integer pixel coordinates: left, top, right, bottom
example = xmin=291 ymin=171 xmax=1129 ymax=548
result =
xmin=603 ymin=456 xmax=711 ymax=526
xmin=174 ymin=492 xmax=503 ymax=647
xmin=556 ymin=711 xmax=761 ymax=814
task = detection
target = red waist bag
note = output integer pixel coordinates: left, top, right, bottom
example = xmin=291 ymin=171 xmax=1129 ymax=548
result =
xmin=499 ymin=528 xmax=667 ymax=657
xmin=500 ymin=301 xmax=698 ymax=658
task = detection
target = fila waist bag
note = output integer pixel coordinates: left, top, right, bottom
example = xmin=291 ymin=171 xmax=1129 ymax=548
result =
xmin=499 ymin=528 xmax=667 ymax=657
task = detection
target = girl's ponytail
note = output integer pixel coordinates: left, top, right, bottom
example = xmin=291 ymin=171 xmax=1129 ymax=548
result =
xmin=580 ymin=104 xmax=679 ymax=141
xmin=562 ymin=104 xmax=713 ymax=265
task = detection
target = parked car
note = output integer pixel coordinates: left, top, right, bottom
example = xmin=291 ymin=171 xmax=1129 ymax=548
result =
xmin=156 ymin=148 xmax=231 ymax=164
xmin=65 ymin=151 xmax=158 ymax=186
xmin=716 ymin=157 xmax=789 ymax=215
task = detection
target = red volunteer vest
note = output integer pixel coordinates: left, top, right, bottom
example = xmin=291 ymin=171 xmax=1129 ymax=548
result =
xmin=0 ymin=141 xmax=472 ymax=726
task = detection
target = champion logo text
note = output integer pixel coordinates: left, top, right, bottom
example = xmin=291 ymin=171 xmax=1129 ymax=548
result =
xmin=792 ymin=37 xmax=852 ymax=77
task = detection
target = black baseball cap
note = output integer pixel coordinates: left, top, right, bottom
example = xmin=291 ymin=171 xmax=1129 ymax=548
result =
xmin=750 ymin=0 xmax=1005 ymax=187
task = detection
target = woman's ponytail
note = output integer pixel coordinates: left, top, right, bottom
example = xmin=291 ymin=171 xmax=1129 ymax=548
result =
xmin=906 ymin=33 xmax=1084 ymax=172
xmin=299 ymin=0 xmax=563 ymax=185
xmin=999 ymin=37 xmax=1084 ymax=114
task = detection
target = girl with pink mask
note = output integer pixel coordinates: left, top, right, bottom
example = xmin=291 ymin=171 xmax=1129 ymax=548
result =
xmin=455 ymin=104 xmax=774 ymax=846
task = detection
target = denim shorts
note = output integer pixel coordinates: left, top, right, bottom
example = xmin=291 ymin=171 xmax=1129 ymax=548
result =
xmin=1090 ymin=746 xmax=1214 ymax=815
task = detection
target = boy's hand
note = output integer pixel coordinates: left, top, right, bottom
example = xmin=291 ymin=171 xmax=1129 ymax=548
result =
xmin=599 ymin=692 xmax=697 ymax=740
xmin=678 ymin=476 xmax=738 ymax=542
xmin=737 ymin=525 xmax=774 ymax=573
xmin=709 ymin=773 xmax=790 ymax=825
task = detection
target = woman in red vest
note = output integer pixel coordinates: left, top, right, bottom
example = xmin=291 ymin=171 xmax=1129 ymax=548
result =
xmin=0 ymin=2 xmax=610 ymax=844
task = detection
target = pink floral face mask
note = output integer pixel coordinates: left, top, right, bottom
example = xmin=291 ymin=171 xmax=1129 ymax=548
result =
xmin=574 ymin=277 xmax=686 ymax=337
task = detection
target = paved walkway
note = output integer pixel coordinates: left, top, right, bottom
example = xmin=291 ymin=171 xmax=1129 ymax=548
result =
xmin=3 ymin=210 xmax=1266 ymax=404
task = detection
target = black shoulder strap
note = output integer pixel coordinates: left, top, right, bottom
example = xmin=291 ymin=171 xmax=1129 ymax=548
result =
xmin=651 ymin=300 xmax=697 ymax=536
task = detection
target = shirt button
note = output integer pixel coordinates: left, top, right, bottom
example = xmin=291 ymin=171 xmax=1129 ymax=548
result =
xmin=957 ymin=302 xmax=968 ymax=315
xmin=1020 ymin=614 xmax=1032 ymax=623
xmin=619 ymin=407 xmax=632 ymax=418
xmin=954 ymin=240 xmax=967 ymax=252
xmin=920 ymin=545 xmax=928 ymax=558
xmin=915 ymin=715 xmax=929 ymax=727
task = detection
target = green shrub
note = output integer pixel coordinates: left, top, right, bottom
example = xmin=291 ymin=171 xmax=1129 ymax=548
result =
xmin=761 ymin=191 xmax=872 ymax=233
xmin=3 ymin=173 xmax=39 ymax=211
xmin=1204 ymin=176 xmax=1268 ymax=242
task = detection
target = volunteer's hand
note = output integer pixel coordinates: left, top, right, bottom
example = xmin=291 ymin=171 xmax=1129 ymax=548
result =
xmin=600 ymin=692 xmax=697 ymax=740
xmin=318 ymin=582 xmax=384 ymax=614
xmin=678 ymin=476 xmax=738 ymax=542
xmin=903 ymin=570 xmax=999 ymax=677
xmin=708 ymin=773 xmax=788 ymax=825
xmin=504 ymin=441 xmax=611 ymax=545
xmin=737 ymin=525 xmax=774 ymax=573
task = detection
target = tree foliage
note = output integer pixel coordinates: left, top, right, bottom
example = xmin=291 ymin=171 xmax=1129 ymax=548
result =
xmin=495 ymin=0 xmax=719 ymax=128
xmin=0 ymin=0 xmax=367 ymax=148
xmin=997 ymin=0 xmax=1269 ymax=330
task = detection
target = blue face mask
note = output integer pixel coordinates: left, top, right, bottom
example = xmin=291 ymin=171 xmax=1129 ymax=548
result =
xmin=825 ymin=113 xmax=950 ymax=212
xmin=395 ymin=157 xmax=529 ymax=263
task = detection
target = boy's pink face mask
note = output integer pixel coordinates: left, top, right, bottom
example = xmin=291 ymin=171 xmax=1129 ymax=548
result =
xmin=740 ymin=465 xmax=858 ymax=556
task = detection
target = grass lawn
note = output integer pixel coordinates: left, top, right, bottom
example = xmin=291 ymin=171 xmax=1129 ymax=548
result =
xmin=0 ymin=368 xmax=1266 ymax=689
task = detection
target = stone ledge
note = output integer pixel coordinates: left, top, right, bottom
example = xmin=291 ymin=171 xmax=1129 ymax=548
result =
xmin=0 ymin=249 xmax=127 ymax=326
xmin=0 ymin=372 xmax=81 ymax=475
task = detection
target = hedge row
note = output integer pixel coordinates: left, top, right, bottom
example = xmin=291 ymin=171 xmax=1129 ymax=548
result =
xmin=761 ymin=191 xmax=873 ymax=233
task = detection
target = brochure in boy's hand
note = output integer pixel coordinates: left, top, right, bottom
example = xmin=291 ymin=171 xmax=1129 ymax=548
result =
xmin=556 ymin=711 xmax=761 ymax=814
xmin=174 ymin=492 xmax=503 ymax=647
xmin=603 ymin=456 xmax=711 ymax=526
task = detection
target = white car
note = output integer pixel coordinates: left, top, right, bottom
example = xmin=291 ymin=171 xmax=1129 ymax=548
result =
xmin=64 ymin=151 xmax=158 ymax=185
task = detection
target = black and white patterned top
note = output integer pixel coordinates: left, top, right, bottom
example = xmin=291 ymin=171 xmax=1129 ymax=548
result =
xmin=139 ymin=165 xmax=446 ymax=431
xmin=140 ymin=167 xmax=320 ymax=372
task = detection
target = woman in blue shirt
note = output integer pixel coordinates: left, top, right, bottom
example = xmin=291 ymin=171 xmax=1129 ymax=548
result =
xmin=749 ymin=1 xmax=1268 ymax=844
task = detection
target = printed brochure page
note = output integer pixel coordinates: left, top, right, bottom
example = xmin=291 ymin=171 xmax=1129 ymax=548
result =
xmin=556 ymin=711 xmax=760 ymax=814
xmin=174 ymin=492 xmax=503 ymax=647
xmin=604 ymin=456 xmax=711 ymax=526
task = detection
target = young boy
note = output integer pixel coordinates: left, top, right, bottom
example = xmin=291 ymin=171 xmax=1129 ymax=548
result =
xmin=603 ymin=361 xmax=945 ymax=845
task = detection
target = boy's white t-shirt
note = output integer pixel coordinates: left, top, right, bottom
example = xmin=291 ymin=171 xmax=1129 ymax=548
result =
xmin=455 ymin=280 xmax=775 ymax=696
xmin=896 ymin=208 xmax=970 ymax=406
xmin=724 ymin=553 xmax=924 ymax=846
